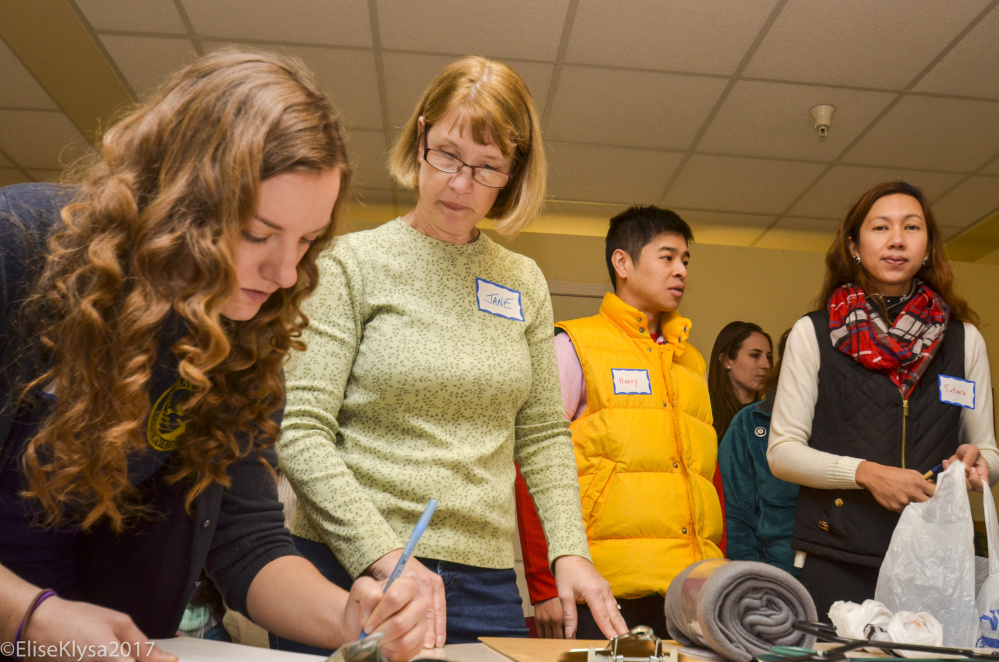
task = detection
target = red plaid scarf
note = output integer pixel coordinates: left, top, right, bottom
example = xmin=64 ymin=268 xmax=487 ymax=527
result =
xmin=827 ymin=281 xmax=949 ymax=397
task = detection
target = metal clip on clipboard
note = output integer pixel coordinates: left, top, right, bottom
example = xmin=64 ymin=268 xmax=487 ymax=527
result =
xmin=561 ymin=626 xmax=676 ymax=662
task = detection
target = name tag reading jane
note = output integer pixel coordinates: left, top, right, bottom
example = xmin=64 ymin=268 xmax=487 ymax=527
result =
xmin=475 ymin=278 xmax=525 ymax=322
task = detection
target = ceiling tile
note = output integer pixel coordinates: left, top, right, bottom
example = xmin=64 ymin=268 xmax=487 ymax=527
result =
xmin=789 ymin=165 xmax=964 ymax=219
xmin=26 ymin=170 xmax=63 ymax=183
xmin=344 ymin=130 xmax=392 ymax=189
xmin=841 ymin=95 xmax=999 ymax=172
xmin=0 ymin=110 xmax=93 ymax=170
xmin=665 ymin=155 xmax=826 ymax=214
xmin=0 ymin=41 xmax=58 ymax=109
xmin=0 ymin=169 xmax=31 ymax=187
xmin=547 ymin=143 xmax=683 ymax=204
xmin=754 ymin=217 xmax=839 ymax=252
xmin=75 ymin=0 xmax=187 ymax=34
xmin=745 ymin=0 xmax=992 ymax=88
xmin=674 ymin=209 xmax=775 ymax=247
xmin=932 ymin=176 xmax=999 ymax=229
xmin=915 ymin=7 xmax=999 ymax=100
xmin=100 ymin=35 xmax=198 ymax=96
xmin=181 ymin=0 xmax=372 ymax=47
xmin=377 ymin=0 xmax=569 ymax=61
xmin=203 ymin=42 xmax=383 ymax=131
xmin=698 ymin=81 xmax=894 ymax=160
xmin=546 ymin=66 xmax=727 ymax=150
xmin=565 ymin=0 xmax=778 ymax=75
xmin=382 ymin=53 xmax=553 ymax=133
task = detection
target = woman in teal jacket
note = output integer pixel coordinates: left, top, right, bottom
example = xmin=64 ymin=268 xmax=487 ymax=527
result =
xmin=719 ymin=330 xmax=800 ymax=575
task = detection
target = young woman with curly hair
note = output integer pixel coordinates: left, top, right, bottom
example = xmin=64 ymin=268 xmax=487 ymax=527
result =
xmin=768 ymin=181 xmax=998 ymax=617
xmin=0 ymin=49 xmax=425 ymax=662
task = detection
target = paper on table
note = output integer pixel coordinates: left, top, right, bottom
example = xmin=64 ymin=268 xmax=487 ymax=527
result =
xmin=155 ymin=637 xmax=326 ymax=662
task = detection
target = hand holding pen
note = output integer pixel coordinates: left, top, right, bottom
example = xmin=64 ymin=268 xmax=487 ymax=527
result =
xmin=364 ymin=499 xmax=447 ymax=649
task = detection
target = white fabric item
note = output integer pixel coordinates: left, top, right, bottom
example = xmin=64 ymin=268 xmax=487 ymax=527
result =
xmin=828 ymin=599 xmax=893 ymax=639
xmin=884 ymin=611 xmax=945 ymax=649
xmin=829 ymin=600 xmax=947 ymax=659
xmin=768 ymin=317 xmax=999 ymax=489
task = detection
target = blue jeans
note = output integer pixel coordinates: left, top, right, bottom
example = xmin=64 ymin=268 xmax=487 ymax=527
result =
xmin=270 ymin=536 xmax=528 ymax=654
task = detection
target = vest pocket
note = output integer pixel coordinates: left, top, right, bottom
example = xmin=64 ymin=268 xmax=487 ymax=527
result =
xmin=580 ymin=458 xmax=616 ymax=525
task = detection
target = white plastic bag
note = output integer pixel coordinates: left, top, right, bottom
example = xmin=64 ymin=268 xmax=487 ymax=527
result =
xmin=975 ymin=477 xmax=999 ymax=648
xmin=875 ymin=461 xmax=976 ymax=647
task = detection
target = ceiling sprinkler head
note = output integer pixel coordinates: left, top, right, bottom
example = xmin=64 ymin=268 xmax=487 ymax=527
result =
xmin=810 ymin=104 xmax=835 ymax=139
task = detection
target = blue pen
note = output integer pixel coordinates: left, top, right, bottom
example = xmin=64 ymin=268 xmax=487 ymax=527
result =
xmin=358 ymin=498 xmax=438 ymax=639
xmin=922 ymin=463 xmax=944 ymax=480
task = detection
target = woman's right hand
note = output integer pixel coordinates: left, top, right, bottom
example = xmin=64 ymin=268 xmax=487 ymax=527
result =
xmin=532 ymin=597 xmax=565 ymax=639
xmin=855 ymin=460 xmax=934 ymax=512
xmin=367 ymin=550 xmax=446 ymax=649
xmin=22 ymin=596 xmax=176 ymax=662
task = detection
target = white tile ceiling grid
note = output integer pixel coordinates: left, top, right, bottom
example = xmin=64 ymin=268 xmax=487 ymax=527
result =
xmin=1 ymin=0 xmax=997 ymax=250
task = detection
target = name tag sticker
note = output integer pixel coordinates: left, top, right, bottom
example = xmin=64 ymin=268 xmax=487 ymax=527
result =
xmin=939 ymin=374 xmax=975 ymax=409
xmin=611 ymin=369 xmax=652 ymax=395
xmin=475 ymin=278 xmax=524 ymax=322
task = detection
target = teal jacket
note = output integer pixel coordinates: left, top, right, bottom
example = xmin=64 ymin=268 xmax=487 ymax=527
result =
xmin=718 ymin=391 xmax=800 ymax=576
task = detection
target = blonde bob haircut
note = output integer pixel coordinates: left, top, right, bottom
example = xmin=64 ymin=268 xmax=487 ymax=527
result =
xmin=388 ymin=55 xmax=545 ymax=237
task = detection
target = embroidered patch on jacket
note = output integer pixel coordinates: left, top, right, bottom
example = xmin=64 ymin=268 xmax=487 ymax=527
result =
xmin=475 ymin=277 xmax=525 ymax=321
xmin=147 ymin=378 xmax=193 ymax=451
xmin=611 ymin=369 xmax=652 ymax=395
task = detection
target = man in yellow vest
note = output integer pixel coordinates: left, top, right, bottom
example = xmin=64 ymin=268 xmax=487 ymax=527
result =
xmin=516 ymin=205 xmax=723 ymax=639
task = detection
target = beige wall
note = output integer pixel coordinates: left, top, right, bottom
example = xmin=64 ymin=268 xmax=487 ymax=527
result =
xmin=499 ymin=229 xmax=999 ymax=520
xmin=499 ymin=230 xmax=999 ymax=394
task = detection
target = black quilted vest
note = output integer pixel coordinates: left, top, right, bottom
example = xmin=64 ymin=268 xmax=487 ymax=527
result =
xmin=793 ymin=310 xmax=965 ymax=566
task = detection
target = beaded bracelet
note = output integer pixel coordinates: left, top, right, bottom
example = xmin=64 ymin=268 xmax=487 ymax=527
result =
xmin=13 ymin=589 xmax=57 ymax=662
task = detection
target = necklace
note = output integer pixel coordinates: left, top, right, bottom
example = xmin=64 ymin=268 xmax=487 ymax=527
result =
xmin=881 ymin=283 xmax=917 ymax=322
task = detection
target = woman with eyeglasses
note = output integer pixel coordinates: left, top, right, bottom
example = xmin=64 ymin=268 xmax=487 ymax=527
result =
xmin=273 ymin=56 xmax=627 ymax=652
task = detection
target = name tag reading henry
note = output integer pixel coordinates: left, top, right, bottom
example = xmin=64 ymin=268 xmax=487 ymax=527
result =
xmin=939 ymin=374 xmax=975 ymax=409
xmin=612 ymin=369 xmax=652 ymax=395
xmin=475 ymin=278 xmax=525 ymax=322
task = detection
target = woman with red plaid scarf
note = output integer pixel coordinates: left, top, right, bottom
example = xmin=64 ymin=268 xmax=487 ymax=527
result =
xmin=767 ymin=181 xmax=999 ymax=618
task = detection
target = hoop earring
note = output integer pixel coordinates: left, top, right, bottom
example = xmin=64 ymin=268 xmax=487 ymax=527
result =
xmin=853 ymin=255 xmax=861 ymax=265
xmin=922 ymin=256 xmax=930 ymax=267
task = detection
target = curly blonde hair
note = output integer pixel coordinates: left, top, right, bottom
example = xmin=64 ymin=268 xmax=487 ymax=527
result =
xmin=20 ymin=48 xmax=352 ymax=531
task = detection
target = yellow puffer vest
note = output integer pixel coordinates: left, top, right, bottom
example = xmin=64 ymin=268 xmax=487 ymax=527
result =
xmin=557 ymin=293 xmax=722 ymax=598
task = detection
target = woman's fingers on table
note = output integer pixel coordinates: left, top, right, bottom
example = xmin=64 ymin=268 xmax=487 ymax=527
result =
xmin=24 ymin=596 xmax=177 ymax=662
xmin=532 ymin=598 xmax=565 ymax=639
xmin=554 ymin=555 xmax=629 ymax=640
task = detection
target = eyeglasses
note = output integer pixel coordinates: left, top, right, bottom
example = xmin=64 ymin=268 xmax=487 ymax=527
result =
xmin=422 ymin=129 xmax=514 ymax=189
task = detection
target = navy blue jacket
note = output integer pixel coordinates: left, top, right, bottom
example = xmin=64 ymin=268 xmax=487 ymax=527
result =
xmin=0 ymin=183 xmax=299 ymax=638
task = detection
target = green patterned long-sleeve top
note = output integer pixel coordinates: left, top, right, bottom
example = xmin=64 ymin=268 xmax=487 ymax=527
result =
xmin=278 ymin=219 xmax=591 ymax=577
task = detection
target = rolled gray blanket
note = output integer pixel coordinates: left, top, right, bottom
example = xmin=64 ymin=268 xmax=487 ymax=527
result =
xmin=663 ymin=559 xmax=817 ymax=662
